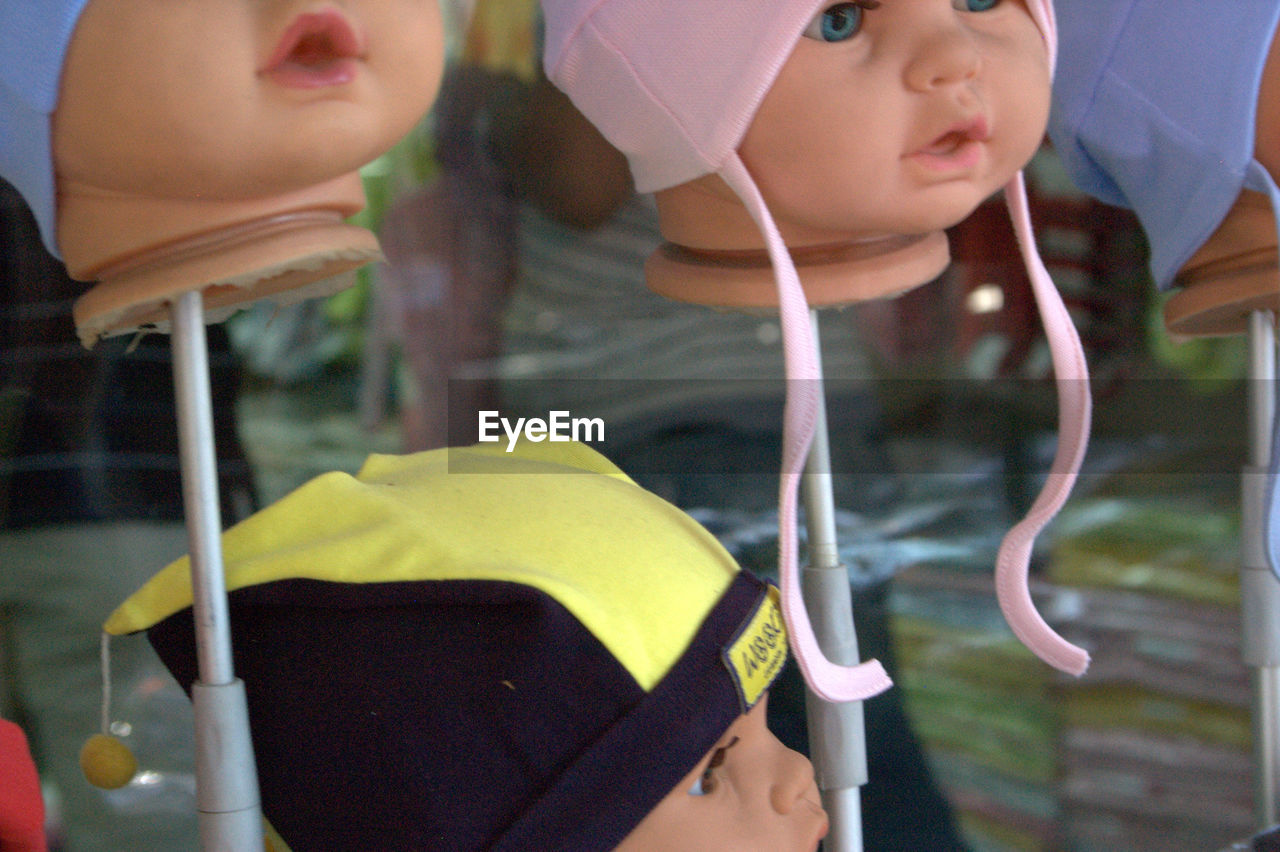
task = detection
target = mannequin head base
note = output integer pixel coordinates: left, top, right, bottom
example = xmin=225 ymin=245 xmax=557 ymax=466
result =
xmin=71 ymin=210 xmax=377 ymax=347
xmin=1165 ymin=189 xmax=1279 ymax=339
xmin=60 ymin=171 xmax=376 ymax=346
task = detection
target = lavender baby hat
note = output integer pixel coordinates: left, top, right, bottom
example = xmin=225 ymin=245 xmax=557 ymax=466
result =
xmin=0 ymin=0 xmax=91 ymax=257
xmin=1048 ymin=0 xmax=1280 ymax=291
xmin=542 ymin=0 xmax=1092 ymax=701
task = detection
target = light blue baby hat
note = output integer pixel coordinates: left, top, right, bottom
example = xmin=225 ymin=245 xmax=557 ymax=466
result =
xmin=0 ymin=0 xmax=92 ymax=258
xmin=1047 ymin=0 xmax=1280 ymax=291
xmin=1048 ymin=0 xmax=1280 ymax=581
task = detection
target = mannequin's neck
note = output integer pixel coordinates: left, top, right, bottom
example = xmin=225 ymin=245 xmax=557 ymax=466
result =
xmin=57 ymin=172 xmax=378 ymax=346
xmin=648 ymin=180 xmax=950 ymax=309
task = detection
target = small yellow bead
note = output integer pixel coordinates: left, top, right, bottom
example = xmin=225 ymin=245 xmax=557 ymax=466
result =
xmin=79 ymin=734 xmax=137 ymax=790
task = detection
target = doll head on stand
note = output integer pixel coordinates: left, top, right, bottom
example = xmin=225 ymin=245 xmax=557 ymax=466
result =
xmin=102 ymin=442 xmax=828 ymax=851
xmin=0 ymin=0 xmax=444 ymax=346
xmin=540 ymin=0 xmax=1093 ymax=702
xmin=1049 ymin=0 xmax=1280 ymax=339
xmin=1048 ymin=1 xmax=1280 ymax=588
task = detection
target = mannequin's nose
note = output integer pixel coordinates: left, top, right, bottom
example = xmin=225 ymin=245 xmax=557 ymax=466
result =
xmin=903 ymin=15 xmax=982 ymax=92
xmin=768 ymin=739 xmax=820 ymax=814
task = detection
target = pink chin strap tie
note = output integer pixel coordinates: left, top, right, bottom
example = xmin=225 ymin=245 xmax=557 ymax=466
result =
xmin=724 ymin=157 xmax=1092 ymax=704
xmin=722 ymin=155 xmax=893 ymax=702
xmin=996 ymin=171 xmax=1092 ymax=677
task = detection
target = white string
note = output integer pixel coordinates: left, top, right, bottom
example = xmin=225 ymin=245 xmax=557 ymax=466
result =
xmin=99 ymin=631 xmax=112 ymax=735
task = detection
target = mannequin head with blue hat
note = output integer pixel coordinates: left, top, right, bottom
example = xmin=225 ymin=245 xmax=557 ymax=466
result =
xmin=1048 ymin=0 xmax=1280 ymax=338
xmin=0 ymin=0 xmax=444 ymax=346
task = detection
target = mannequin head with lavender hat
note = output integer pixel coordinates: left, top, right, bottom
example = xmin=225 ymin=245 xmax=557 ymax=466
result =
xmin=0 ymin=0 xmax=444 ymax=345
xmin=1048 ymin=0 xmax=1280 ymax=337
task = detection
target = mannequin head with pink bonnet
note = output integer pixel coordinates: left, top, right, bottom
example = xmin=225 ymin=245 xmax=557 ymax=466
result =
xmin=539 ymin=0 xmax=1093 ymax=703
xmin=543 ymin=0 xmax=1057 ymax=306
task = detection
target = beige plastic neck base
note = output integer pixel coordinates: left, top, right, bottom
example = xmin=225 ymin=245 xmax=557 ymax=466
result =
xmin=1165 ymin=189 xmax=1279 ymax=339
xmin=644 ymin=231 xmax=950 ymax=310
xmin=60 ymin=172 xmax=380 ymax=347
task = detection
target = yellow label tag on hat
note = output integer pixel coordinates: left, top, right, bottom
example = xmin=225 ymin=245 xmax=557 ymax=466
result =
xmin=723 ymin=586 xmax=787 ymax=711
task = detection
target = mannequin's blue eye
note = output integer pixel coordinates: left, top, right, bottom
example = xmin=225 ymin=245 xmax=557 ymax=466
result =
xmin=953 ymin=0 xmax=1001 ymax=10
xmin=803 ymin=3 xmax=868 ymax=42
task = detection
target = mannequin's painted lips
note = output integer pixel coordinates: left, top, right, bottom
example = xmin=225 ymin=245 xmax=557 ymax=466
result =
xmin=909 ymin=117 xmax=989 ymax=172
xmin=262 ymin=9 xmax=365 ymax=89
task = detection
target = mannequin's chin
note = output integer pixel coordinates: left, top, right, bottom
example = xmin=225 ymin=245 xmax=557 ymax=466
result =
xmin=770 ymin=189 xmax=1009 ymax=247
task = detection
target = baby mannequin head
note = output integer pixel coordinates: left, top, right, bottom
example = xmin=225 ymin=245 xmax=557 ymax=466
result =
xmin=543 ymin=0 xmax=1055 ymax=307
xmin=0 ymin=0 xmax=444 ymax=344
xmin=656 ymin=0 xmax=1051 ymax=302
xmin=104 ymin=442 xmax=825 ymax=850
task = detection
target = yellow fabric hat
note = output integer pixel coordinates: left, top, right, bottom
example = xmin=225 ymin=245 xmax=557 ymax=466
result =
xmin=109 ymin=440 xmax=787 ymax=851
xmin=108 ymin=440 xmax=743 ymax=691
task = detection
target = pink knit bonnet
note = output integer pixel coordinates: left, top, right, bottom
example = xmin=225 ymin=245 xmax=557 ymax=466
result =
xmin=542 ymin=0 xmax=1091 ymax=701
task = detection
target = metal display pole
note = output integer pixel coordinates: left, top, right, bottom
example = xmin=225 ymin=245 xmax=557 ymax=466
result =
xmin=800 ymin=310 xmax=868 ymax=852
xmin=1244 ymin=309 xmax=1280 ymax=827
xmin=171 ymin=291 xmax=263 ymax=850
